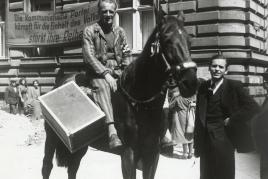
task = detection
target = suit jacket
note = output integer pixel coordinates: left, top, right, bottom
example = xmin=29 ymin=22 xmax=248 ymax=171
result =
xmin=5 ymin=86 xmax=19 ymax=105
xmin=252 ymin=99 xmax=268 ymax=153
xmin=194 ymin=78 xmax=260 ymax=156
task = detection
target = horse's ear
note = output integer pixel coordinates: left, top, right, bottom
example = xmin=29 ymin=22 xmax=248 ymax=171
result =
xmin=177 ymin=11 xmax=185 ymax=26
xmin=154 ymin=0 xmax=166 ymax=25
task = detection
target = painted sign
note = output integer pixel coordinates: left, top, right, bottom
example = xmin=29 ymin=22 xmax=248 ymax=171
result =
xmin=7 ymin=2 xmax=99 ymax=46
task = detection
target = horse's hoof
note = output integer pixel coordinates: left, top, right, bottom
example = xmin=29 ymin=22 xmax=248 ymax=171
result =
xmin=187 ymin=153 xmax=193 ymax=159
xmin=109 ymin=134 xmax=123 ymax=149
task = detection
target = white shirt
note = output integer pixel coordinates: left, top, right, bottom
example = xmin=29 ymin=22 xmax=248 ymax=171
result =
xmin=210 ymin=78 xmax=224 ymax=95
xmin=13 ymin=87 xmax=17 ymax=93
xmin=163 ymin=90 xmax=169 ymax=109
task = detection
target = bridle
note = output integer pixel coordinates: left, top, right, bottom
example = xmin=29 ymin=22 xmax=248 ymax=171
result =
xmin=150 ymin=32 xmax=196 ymax=74
xmin=119 ymin=23 xmax=196 ymax=105
xmin=151 ymin=25 xmax=197 ymax=87
xmin=152 ymin=0 xmax=196 ymax=74
xmin=120 ymin=1 xmax=196 ymax=104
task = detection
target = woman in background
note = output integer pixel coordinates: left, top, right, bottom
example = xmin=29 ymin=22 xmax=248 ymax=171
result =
xmin=169 ymin=87 xmax=196 ymax=159
xmin=27 ymin=80 xmax=41 ymax=120
xmin=18 ymin=78 xmax=28 ymax=115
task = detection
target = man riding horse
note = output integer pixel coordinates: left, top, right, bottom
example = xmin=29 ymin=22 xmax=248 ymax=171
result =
xmin=83 ymin=0 xmax=131 ymax=149
xmin=41 ymin=0 xmax=198 ymax=178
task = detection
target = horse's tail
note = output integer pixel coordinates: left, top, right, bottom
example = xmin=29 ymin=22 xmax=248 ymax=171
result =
xmin=55 ymin=139 xmax=88 ymax=168
xmin=55 ymin=141 xmax=71 ymax=167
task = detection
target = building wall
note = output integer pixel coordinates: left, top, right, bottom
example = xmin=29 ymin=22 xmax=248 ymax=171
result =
xmin=1 ymin=0 xmax=268 ymax=105
xmin=161 ymin=0 xmax=268 ymax=104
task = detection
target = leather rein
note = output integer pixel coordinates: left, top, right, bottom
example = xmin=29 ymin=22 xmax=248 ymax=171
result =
xmin=119 ymin=34 xmax=196 ymax=105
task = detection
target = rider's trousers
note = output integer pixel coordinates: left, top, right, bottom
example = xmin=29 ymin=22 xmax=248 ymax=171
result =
xmin=90 ymin=78 xmax=115 ymax=125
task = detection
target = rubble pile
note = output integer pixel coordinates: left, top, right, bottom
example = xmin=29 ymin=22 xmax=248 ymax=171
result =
xmin=0 ymin=110 xmax=45 ymax=146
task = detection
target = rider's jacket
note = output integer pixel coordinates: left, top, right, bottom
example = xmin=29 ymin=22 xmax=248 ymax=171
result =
xmin=83 ymin=22 xmax=131 ymax=78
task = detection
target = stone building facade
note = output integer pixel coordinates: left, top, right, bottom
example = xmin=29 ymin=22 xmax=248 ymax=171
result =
xmin=0 ymin=0 xmax=267 ymax=104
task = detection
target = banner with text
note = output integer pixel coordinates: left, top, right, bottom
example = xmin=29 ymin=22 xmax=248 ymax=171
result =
xmin=7 ymin=2 xmax=99 ymax=46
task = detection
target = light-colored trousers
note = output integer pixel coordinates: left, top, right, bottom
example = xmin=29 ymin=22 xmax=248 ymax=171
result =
xmin=90 ymin=78 xmax=114 ymax=124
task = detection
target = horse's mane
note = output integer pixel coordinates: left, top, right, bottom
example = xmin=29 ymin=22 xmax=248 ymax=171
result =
xmin=161 ymin=15 xmax=191 ymax=46
xmin=142 ymin=15 xmax=186 ymax=52
xmin=120 ymin=14 xmax=190 ymax=101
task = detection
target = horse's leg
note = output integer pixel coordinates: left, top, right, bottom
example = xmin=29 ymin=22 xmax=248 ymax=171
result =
xmin=121 ymin=147 xmax=137 ymax=179
xmin=42 ymin=122 xmax=57 ymax=179
xmin=139 ymin=109 xmax=162 ymax=179
xmin=141 ymin=134 xmax=160 ymax=179
xmin=67 ymin=162 xmax=79 ymax=179
xmin=67 ymin=147 xmax=88 ymax=179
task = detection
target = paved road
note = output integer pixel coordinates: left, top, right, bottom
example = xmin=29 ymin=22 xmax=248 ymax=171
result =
xmin=0 ymin=143 xmax=260 ymax=179
xmin=0 ymin=113 xmax=260 ymax=179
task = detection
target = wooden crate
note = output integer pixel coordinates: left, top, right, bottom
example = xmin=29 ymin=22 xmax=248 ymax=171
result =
xmin=39 ymin=81 xmax=105 ymax=153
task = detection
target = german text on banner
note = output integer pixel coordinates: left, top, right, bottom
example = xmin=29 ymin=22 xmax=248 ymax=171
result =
xmin=7 ymin=2 xmax=99 ymax=46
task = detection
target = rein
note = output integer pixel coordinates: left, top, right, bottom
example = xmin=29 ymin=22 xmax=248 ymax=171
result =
xmin=150 ymin=32 xmax=196 ymax=73
xmin=120 ymin=3 xmax=197 ymax=105
xmin=119 ymin=49 xmax=196 ymax=105
xmin=119 ymin=74 xmax=167 ymax=104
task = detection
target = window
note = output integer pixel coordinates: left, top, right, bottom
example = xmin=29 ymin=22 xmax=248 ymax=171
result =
xmin=117 ymin=0 xmax=154 ymax=52
xmin=120 ymin=0 xmax=132 ymax=7
xmin=0 ymin=1 xmax=5 ymax=58
xmin=0 ymin=22 xmax=4 ymax=58
xmin=8 ymin=0 xmax=63 ymax=58
xmin=119 ymin=12 xmax=133 ymax=49
xmin=29 ymin=0 xmax=63 ymax=57
xmin=6 ymin=0 xmax=155 ymax=57
xmin=141 ymin=10 xmax=154 ymax=47
xmin=31 ymin=0 xmax=51 ymax=11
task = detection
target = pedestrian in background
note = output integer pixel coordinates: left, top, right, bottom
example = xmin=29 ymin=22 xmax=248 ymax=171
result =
xmin=194 ymin=54 xmax=260 ymax=179
xmin=18 ymin=77 xmax=28 ymax=115
xmin=252 ymin=69 xmax=268 ymax=179
xmin=169 ymin=87 xmax=196 ymax=159
xmin=4 ymin=79 xmax=19 ymax=115
xmin=27 ymin=80 xmax=41 ymax=120
xmin=159 ymin=89 xmax=176 ymax=154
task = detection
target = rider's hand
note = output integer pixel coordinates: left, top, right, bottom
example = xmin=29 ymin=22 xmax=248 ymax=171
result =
xmin=104 ymin=73 xmax=117 ymax=92
xmin=80 ymin=86 xmax=94 ymax=96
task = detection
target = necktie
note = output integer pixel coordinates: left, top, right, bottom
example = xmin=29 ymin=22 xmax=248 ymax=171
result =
xmin=211 ymin=82 xmax=216 ymax=90
xmin=208 ymin=82 xmax=215 ymax=95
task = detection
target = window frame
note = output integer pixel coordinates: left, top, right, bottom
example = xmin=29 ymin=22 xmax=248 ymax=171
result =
xmin=0 ymin=21 xmax=5 ymax=58
xmin=117 ymin=0 xmax=154 ymax=54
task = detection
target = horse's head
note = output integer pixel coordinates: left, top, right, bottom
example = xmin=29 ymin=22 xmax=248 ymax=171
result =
xmin=156 ymin=11 xmax=198 ymax=97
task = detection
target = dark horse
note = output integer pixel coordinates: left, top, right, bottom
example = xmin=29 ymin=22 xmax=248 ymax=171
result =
xmin=118 ymin=11 xmax=197 ymax=179
xmin=41 ymin=11 xmax=198 ymax=179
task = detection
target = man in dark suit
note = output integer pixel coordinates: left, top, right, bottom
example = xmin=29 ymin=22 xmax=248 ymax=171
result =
xmin=252 ymin=69 xmax=268 ymax=179
xmin=194 ymin=54 xmax=260 ymax=179
xmin=4 ymin=79 xmax=20 ymax=114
